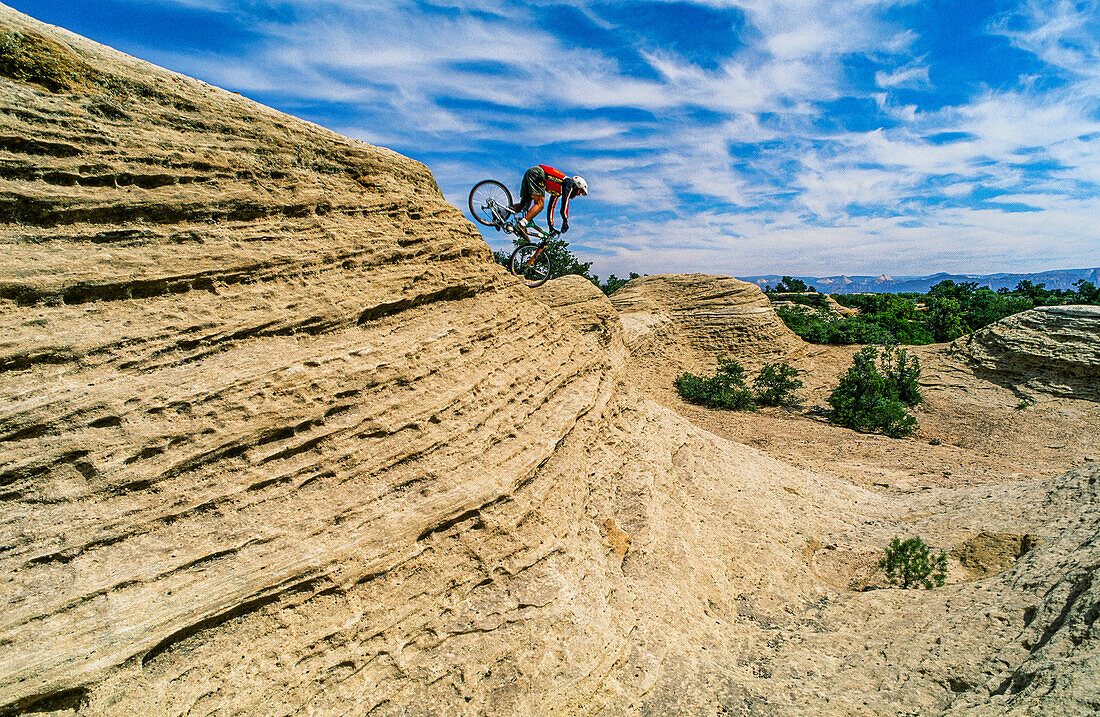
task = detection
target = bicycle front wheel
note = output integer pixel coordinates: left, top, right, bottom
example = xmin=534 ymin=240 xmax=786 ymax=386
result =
xmin=509 ymin=243 xmax=553 ymax=288
xmin=469 ymin=180 xmax=513 ymax=227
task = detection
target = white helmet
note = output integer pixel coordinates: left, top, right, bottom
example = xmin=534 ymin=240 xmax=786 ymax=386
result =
xmin=572 ymin=175 xmax=588 ymax=195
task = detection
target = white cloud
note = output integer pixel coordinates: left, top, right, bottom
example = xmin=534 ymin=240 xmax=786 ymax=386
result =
xmin=105 ymin=0 xmax=1100 ymax=276
xmin=990 ymin=0 xmax=1100 ymax=83
xmin=875 ymin=60 xmax=930 ymax=89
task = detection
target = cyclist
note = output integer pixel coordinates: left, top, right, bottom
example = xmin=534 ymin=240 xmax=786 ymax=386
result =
xmin=512 ymin=164 xmax=588 ymax=238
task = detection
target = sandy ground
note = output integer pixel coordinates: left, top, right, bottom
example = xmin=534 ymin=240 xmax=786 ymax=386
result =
xmin=628 ymin=341 xmax=1100 ymax=593
xmin=632 ymin=342 xmax=1100 ymax=493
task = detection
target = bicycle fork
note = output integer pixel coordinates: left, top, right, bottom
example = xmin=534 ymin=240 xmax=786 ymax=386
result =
xmin=526 ymin=245 xmax=546 ymax=266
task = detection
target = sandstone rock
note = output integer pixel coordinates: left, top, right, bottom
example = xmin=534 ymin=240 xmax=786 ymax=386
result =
xmin=0 ymin=7 xmax=840 ymax=713
xmin=744 ymin=465 xmax=1100 ymax=717
xmin=609 ymin=273 xmax=804 ymax=363
xmin=950 ymin=305 xmax=1100 ymax=400
xmin=0 ymin=4 xmax=562 ymax=709
xmin=822 ymin=292 xmax=858 ymax=317
xmin=606 ymin=273 xmax=811 ymax=419
xmin=951 ymin=532 xmax=1040 ymax=579
xmin=2 ymin=5 xmax=1100 ymax=716
xmin=940 ymin=465 xmax=1100 ymax=717
xmin=533 ymin=273 xmax=625 ymax=358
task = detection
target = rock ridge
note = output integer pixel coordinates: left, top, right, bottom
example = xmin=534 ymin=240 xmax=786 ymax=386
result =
xmin=609 ymin=272 xmax=803 ymax=363
xmin=950 ymin=305 xmax=1100 ymax=400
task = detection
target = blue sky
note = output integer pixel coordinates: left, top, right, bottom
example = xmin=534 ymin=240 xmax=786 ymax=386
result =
xmin=11 ymin=0 xmax=1100 ymax=278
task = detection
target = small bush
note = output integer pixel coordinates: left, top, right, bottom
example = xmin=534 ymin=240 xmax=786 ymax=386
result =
xmin=675 ymin=357 xmax=756 ymax=411
xmin=881 ymin=347 xmax=922 ymax=405
xmin=753 ymin=362 xmax=803 ymax=407
xmin=775 ymin=305 xmax=827 ymax=342
xmin=868 ymin=399 xmax=919 ymax=438
xmin=828 ymin=346 xmax=920 ymax=437
xmin=880 ymin=537 xmax=947 ymax=589
xmin=676 ymin=360 xmax=804 ymax=411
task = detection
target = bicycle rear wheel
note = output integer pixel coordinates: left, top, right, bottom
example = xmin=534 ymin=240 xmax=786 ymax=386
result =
xmin=469 ymin=180 xmax=513 ymax=227
xmin=509 ymin=243 xmax=553 ymax=288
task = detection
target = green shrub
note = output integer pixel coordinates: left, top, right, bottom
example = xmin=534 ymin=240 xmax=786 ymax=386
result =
xmin=779 ymin=293 xmax=828 ymax=309
xmin=828 ymin=346 xmax=894 ymax=432
xmin=676 ymin=360 xmax=804 ymax=411
xmin=595 ymin=272 xmax=640 ymax=295
xmin=927 ymin=296 xmax=968 ymax=342
xmin=827 ymin=346 xmax=920 ymax=437
xmin=674 ymin=357 xmax=756 ymax=411
xmin=753 ymin=362 xmax=803 ymax=407
xmin=775 ymin=305 xmax=908 ymax=346
xmin=767 ymin=276 xmax=809 ymax=293
xmin=674 ymin=372 xmax=709 ymax=404
xmin=868 ymin=399 xmax=919 ymax=438
xmin=879 ymin=537 xmax=947 ymax=589
xmin=780 ymin=279 xmax=1100 ymax=347
xmin=775 ymin=305 xmax=828 ymax=342
xmin=881 ymin=347 xmax=922 ymax=405
xmin=1072 ymin=279 xmax=1100 ymax=303
xmin=856 ymin=323 xmax=899 ymax=346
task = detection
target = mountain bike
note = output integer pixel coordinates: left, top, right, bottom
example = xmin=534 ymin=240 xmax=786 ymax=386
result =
xmin=469 ymin=179 xmax=557 ymax=288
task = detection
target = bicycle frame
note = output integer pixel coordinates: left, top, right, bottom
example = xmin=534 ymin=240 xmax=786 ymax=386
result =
xmin=483 ymin=196 xmax=515 ymax=226
xmin=481 ymin=197 xmax=557 ymax=237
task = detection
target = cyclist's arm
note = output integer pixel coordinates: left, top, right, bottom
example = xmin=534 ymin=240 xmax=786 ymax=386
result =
xmin=559 ymin=179 xmax=574 ymax=226
xmin=545 ymin=194 xmax=558 ymax=229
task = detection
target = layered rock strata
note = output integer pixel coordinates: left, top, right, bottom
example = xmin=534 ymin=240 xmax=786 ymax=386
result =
xmin=950 ymin=305 xmax=1100 ymax=400
xmin=0 ymin=8 xmax=844 ymax=713
xmin=609 ymin=273 xmax=804 ymax=363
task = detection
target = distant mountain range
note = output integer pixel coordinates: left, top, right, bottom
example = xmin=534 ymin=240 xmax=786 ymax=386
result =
xmin=738 ymin=268 xmax=1100 ymax=295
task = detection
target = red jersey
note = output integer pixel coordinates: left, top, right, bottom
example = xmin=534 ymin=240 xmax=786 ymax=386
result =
xmin=539 ymin=164 xmax=567 ymax=196
xmin=539 ymin=165 xmax=575 ymax=227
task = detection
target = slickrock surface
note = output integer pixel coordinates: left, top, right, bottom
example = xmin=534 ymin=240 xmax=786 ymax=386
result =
xmin=608 ymin=273 xmax=805 ymax=396
xmin=950 ymin=305 xmax=1100 ymax=400
xmin=2 ymin=6 xmax=1100 ymax=716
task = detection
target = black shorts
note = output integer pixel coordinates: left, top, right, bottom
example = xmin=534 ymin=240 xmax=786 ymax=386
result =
xmin=519 ymin=166 xmax=546 ymax=206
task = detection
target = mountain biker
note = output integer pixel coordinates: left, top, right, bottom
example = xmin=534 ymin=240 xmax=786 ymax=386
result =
xmin=512 ymin=164 xmax=588 ymax=239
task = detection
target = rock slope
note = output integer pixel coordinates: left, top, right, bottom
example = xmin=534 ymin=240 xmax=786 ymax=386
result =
xmin=2 ymin=6 xmax=1100 ymax=716
xmin=0 ymin=8 xmax=848 ymax=713
xmin=0 ymin=5 xmax=581 ymax=710
xmin=950 ymin=305 xmax=1100 ymax=400
xmin=609 ymin=273 xmax=804 ymax=364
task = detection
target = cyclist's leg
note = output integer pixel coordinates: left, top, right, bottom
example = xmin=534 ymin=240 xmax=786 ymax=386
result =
xmin=512 ymin=186 xmax=529 ymax=215
xmin=516 ymin=166 xmax=546 ymax=221
xmin=523 ymin=195 xmax=544 ymax=223
xmin=513 ymin=167 xmax=532 ymax=212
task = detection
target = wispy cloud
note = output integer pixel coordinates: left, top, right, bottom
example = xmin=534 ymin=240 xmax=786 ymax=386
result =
xmin=875 ymin=59 xmax=930 ymax=89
